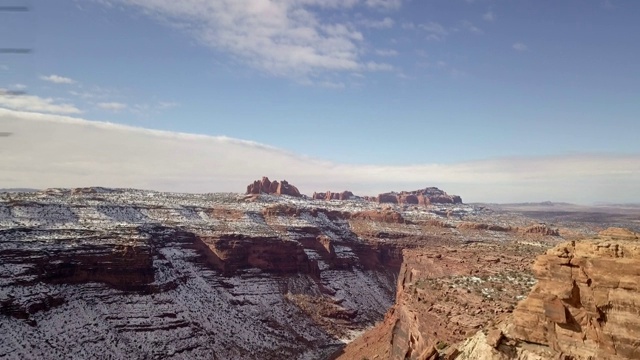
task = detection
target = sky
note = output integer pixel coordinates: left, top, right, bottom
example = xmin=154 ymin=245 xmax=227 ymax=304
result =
xmin=1 ymin=0 xmax=639 ymax=203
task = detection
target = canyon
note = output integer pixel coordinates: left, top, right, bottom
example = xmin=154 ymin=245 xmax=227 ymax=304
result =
xmin=1 ymin=183 xmax=639 ymax=359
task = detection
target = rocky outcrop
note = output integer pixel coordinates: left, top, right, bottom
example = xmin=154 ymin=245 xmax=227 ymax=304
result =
xmin=312 ymin=191 xmax=355 ymax=201
xmin=520 ymin=224 xmax=560 ymax=236
xmin=378 ymin=187 xmax=462 ymax=206
xmin=598 ymin=227 xmax=638 ymax=240
xmin=508 ymin=230 xmax=640 ymax=359
xmin=246 ymin=176 xmax=301 ymax=197
xmin=455 ymin=222 xmax=560 ymax=236
xmin=457 ymin=222 xmax=513 ymax=232
xmin=455 ymin=228 xmax=640 ymax=360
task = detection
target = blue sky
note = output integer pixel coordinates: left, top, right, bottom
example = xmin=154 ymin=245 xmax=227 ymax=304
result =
xmin=1 ymin=0 xmax=639 ymax=202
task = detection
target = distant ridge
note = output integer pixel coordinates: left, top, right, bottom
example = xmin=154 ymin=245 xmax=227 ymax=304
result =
xmin=472 ymin=201 xmax=575 ymax=206
xmin=0 ymin=188 xmax=39 ymax=193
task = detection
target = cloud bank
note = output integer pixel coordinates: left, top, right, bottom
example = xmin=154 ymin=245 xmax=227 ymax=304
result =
xmin=1 ymin=108 xmax=639 ymax=204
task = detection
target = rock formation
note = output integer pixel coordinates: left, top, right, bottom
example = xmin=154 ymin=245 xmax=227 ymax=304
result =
xmin=312 ymin=191 xmax=354 ymax=201
xmin=520 ymin=224 xmax=560 ymax=236
xmin=246 ymin=176 xmax=301 ymax=197
xmin=378 ymin=187 xmax=463 ymax=205
xmin=454 ymin=228 xmax=640 ymax=359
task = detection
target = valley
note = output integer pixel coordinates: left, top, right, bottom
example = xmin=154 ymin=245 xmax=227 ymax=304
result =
xmin=1 ymin=186 xmax=638 ymax=359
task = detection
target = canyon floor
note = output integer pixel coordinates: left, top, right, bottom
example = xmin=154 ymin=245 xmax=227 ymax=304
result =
xmin=1 ymin=189 xmax=638 ymax=359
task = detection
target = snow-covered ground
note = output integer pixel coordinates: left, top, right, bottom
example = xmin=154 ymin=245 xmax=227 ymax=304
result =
xmin=3 ymin=188 xmax=481 ymax=359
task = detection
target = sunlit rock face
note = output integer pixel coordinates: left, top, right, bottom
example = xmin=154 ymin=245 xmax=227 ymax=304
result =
xmin=450 ymin=228 xmax=640 ymax=360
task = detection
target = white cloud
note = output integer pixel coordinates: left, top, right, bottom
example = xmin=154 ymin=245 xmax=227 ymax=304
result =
xmin=460 ymin=20 xmax=483 ymax=34
xmin=40 ymin=74 xmax=77 ymax=84
xmin=483 ymin=11 xmax=495 ymax=22
xmin=158 ymin=101 xmax=179 ymax=109
xmin=513 ymin=42 xmax=528 ymax=52
xmin=0 ymin=90 xmax=81 ymax=114
xmin=12 ymin=84 xmax=27 ymax=90
xmin=101 ymin=0 xmax=403 ymax=78
xmin=318 ymin=81 xmax=345 ymax=89
xmin=359 ymin=17 xmax=395 ymax=29
xmin=2 ymin=108 xmax=639 ymax=204
xmin=401 ymin=22 xmax=415 ymax=30
xmin=364 ymin=0 xmax=402 ymax=10
xmin=97 ymin=102 xmax=128 ymax=111
xmin=364 ymin=61 xmax=394 ymax=71
xmin=375 ymin=49 xmax=398 ymax=57
xmin=419 ymin=22 xmax=448 ymax=41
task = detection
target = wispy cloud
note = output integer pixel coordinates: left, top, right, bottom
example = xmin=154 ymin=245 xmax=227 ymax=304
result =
xmin=97 ymin=102 xmax=128 ymax=111
xmin=602 ymin=0 xmax=616 ymax=10
xmin=100 ymin=0 xmax=399 ymax=79
xmin=157 ymin=101 xmax=179 ymax=110
xmin=0 ymin=90 xmax=81 ymax=114
xmin=419 ymin=21 xmax=449 ymax=41
xmin=365 ymin=0 xmax=402 ymax=9
xmin=3 ymin=108 xmax=639 ymax=204
xmin=318 ymin=81 xmax=346 ymax=89
xmin=364 ymin=61 xmax=394 ymax=71
xmin=512 ymin=42 xmax=528 ymax=52
xmin=375 ymin=49 xmax=398 ymax=57
xmin=40 ymin=74 xmax=77 ymax=84
xmin=358 ymin=17 xmax=395 ymax=29
xmin=482 ymin=11 xmax=495 ymax=22
xmin=459 ymin=20 xmax=483 ymax=34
